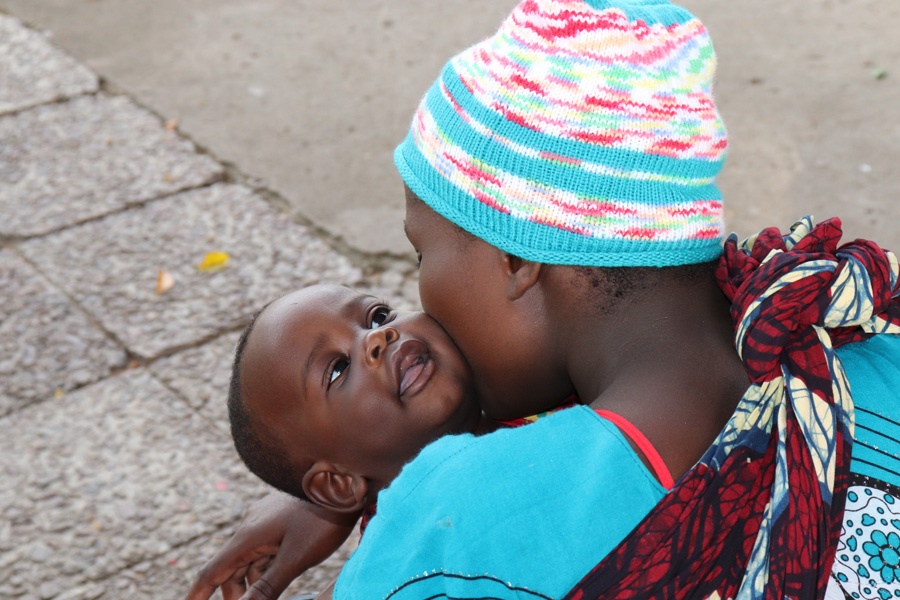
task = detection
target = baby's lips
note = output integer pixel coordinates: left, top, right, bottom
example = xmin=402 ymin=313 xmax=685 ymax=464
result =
xmin=399 ymin=358 xmax=427 ymax=395
xmin=391 ymin=339 xmax=430 ymax=397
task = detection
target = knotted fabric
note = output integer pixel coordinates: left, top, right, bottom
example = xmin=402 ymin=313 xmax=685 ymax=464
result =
xmin=564 ymin=217 xmax=900 ymax=599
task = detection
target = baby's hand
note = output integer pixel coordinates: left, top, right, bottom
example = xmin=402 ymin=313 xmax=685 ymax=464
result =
xmin=185 ymin=491 xmax=358 ymax=600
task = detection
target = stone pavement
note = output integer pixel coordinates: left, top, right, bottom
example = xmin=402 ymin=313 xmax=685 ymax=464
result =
xmin=0 ymin=15 xmax=418 ymax=599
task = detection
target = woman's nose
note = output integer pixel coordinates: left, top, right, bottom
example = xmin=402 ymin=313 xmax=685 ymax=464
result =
xmin=364 ymin=326 xmax=399 ymax=363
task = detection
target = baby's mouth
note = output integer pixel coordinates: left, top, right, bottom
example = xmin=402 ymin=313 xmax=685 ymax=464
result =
xmin=393 ymin=340 xmax=434 ymax=399
xmin=399 ymin=354 xmax=426 ymax=396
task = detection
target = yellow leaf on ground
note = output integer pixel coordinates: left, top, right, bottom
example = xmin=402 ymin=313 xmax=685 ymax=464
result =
xmin=198 ymin=251 xmax=230 ymax=272
xmin=156 ymin=269 xmax=176 ymax=294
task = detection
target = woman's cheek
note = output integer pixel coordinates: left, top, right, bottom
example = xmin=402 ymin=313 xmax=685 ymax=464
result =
xmin=417 ymin=269 xmax=437 ymax=316
xmin=418 ymin=261 xmax=451 ymax=319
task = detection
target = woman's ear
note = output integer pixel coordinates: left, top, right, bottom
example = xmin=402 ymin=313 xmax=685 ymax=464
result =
xmin=502 ymin=253 xmax=543 ymax=301
xmin=302 ymin=462 xmax=369 ymax=513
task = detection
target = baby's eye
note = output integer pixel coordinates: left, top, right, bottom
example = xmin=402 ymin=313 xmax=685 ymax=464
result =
xmin=370 ymin=306 xmax=392 ymax=328
xmin=415 ymin=253 xmax=422 ymax=269
xmin=328 ymin=358 xmax=349 ymax=387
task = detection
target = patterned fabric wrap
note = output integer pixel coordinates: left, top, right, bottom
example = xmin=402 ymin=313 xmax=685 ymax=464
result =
xmin=395 ymin=0 xmax=728 ymax=267
xmin=564 ymin=217 xmax=900 ymax=599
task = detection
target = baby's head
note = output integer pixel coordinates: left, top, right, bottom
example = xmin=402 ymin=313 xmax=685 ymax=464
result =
xmin=229 ymin=284 xmax=480 ymax=512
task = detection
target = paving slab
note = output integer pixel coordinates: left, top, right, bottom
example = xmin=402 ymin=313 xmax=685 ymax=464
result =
xmin=0 ymin=14 xmax=97 ymax=115
xmin=0 ymin=248 xmax=126 ymax=417
xmin=0 ymin=93 xmax=224 ymax=238
xmin=0 ymin=368 xmax=272 ymax=598
xmin=150 ymin=330 xmax=241 ymax=434
xmin=106 ymin=526 xmax=360 ymax=600
xmin=19 ymin=183 xmax=364 ymax=360
xmin=691 ymin=0 xmax=900 ymax=251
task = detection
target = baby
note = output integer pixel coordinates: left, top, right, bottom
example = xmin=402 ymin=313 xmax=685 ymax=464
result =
xmin=213 ymin=283 xmax=671 ymax=599
xmin=228 ymin=283 xmax=498 ymax=518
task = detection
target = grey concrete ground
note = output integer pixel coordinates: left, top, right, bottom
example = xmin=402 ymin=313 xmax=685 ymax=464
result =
xmin=2 ymin=2 xmax=900 ymax=599
xmin=0 ymin=14 xmax=415 ymax=599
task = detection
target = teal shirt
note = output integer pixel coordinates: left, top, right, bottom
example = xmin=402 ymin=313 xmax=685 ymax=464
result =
xmin=335 ymin=334 xmax=900 ymax=600
xmin=336 ymin=406 xmax=667 ymax=599
xmin=840 ymin=334 xmax=900 ymax=488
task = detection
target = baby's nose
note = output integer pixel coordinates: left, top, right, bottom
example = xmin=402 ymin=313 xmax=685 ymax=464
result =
xmin=364 ymin=326 xmax=399 ymax=362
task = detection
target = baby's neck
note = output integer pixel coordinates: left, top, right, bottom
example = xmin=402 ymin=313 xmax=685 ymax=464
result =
xmin=473 ymin=413 xmax=500 ymax=435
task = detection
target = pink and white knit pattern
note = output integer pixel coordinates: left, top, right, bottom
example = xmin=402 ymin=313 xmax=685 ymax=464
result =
xmin=455 ymin=0 xmax=726 ymax=159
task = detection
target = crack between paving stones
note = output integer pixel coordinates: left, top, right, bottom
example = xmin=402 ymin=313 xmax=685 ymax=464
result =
xmin=0 ymin=175 xmax=228 ymax=245
xmin=13 ymin=245 xmax=135 ymax=357
xmin=0 ymin=89 xmax=100 ymax=120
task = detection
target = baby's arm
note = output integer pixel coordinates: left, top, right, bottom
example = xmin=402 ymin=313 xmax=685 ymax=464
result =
xmin=187 ymin=418 xmax=503 ymax=599
xmin=185 ymin=491 xmax=358 ymax=600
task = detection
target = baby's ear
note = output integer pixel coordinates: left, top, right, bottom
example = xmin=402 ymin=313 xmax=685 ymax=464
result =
xmin=302 ymin=461 xmax=369 ymax=513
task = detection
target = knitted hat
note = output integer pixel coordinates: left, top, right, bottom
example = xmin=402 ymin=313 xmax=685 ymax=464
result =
xmin=395 ymin=0 xmax=728 ymax=267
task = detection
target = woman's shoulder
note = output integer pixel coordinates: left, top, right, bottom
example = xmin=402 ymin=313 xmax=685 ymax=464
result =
xmin=380 ymin=404 xmax=665 ymax=510
xmin=838 ymin=331 xmax=900 ymax=364
xmin=837 ymin=332 xmax=900 ymax=412
xmin=338 ymin=405 xmax=667 ymax=600
xmin=837 ymin=333 xmax=900 ymax=488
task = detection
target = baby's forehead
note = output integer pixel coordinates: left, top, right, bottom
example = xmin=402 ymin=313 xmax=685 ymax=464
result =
xmin=241 ymin=287 xmax=362 ymax=417
xmin=262 ymin=284 xmax=367 ymax=326
xmin=241 ymin=286 xmax=374 ymax=437
xmin=277 ymin=283 xmax=361 ymax=308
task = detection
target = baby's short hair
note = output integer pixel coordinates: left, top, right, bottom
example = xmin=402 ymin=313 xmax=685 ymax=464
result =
xmin=228 ymin=310 xmax=312 ymax=502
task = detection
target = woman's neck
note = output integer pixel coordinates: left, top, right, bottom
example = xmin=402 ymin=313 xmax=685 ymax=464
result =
xmin=564 ymin=274 xmax=749 ymax=479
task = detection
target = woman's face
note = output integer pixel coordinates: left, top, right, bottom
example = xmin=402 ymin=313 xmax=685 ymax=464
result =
xmin=403 ymin=189 xmax=572 ymax=419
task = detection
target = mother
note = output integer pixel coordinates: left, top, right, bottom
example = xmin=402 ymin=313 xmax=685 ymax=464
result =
xmin=189 ymin=0 xmax=900 ymax=598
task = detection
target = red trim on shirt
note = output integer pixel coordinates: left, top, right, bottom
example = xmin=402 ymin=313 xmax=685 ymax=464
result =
xmin=594 ymin=409 xmax=675 ymax=490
